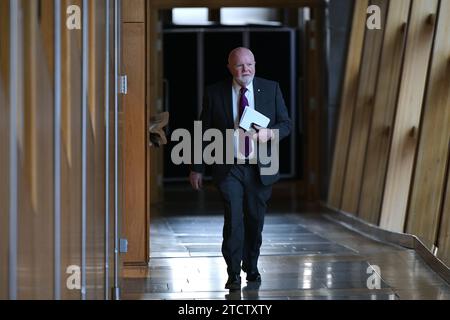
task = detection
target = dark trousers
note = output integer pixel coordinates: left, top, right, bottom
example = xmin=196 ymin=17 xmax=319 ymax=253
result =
xmin=217 ymin=164 xmax=272 ymax=276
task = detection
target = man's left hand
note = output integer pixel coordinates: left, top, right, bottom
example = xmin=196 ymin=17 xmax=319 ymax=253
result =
xmin=252 ymin=125 xmax=274 ymax=143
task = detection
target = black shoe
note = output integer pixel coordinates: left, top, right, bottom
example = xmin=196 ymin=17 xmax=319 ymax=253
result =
xmin=246 ymin=272 xmax=261 ymax=282
xmin=225 ymin=274 xmax=241 ymax=290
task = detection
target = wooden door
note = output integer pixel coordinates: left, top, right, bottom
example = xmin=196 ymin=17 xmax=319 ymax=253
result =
xmin=122 ymin=0 xmax=148 ymax=265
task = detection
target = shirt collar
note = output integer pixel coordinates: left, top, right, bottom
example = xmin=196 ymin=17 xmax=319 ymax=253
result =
xmin=232 ymin=79 xmax=253 ymax=95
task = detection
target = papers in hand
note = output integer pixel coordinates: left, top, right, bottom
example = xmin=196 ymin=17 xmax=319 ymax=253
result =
xmin=239 ymin=106 xmax=270 ymax=131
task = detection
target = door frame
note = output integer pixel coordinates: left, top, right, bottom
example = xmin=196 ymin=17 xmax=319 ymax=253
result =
xmin=145 ymin=0 xmax=327 ymax=210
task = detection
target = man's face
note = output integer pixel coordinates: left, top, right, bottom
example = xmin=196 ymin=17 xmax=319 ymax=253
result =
xmin=228 ymin=49 xmax=256 ymax=87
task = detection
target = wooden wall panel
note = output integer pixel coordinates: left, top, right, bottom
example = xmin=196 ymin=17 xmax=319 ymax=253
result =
xmin=24 ymin=1 xmax=39 ymax=215
xmin=122 ymin=0 xmax=145 ymax=22
xmin=341 ymin=0 xmax=387 ymax=214
xmin=0 ymin=0 xmax=9 ymax=301
xmin=88 ymin=1 xmax=97 ymax=137
xmin=32 ymin=0 xmax=55 ymax=298
xmin=406 ymin=0 xmax=450 ymax=249
xmin=19 ymin=1 xmax=39 ymax=298
xmin=17 ymin=0 xmax=55 ymax=299
xmin=359 ymin=0 xmax=411 ymax=224
xmin=2 ymin=0 xmax=114 ymax=299
xmin=380 ymin=0 xmax=438 ymax=232
xmin=122 ymin=22 xmax=148 ymax=265
xmin=438 ymin=167 xmax=450 ymax=266
xmin=327 ymin=0 xmax=368 ymax=208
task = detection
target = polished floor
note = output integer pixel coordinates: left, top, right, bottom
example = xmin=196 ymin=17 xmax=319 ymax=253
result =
xmin=122 ymin=181 xmax=450 ymax=300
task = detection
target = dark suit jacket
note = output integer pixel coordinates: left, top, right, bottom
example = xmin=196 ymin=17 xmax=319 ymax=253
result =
xmin=192 ymin=77 xmax=292 ymax=186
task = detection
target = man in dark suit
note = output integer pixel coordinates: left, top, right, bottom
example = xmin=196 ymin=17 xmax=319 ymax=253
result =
xmin=190 ymin=47 xmax=291 ymax=290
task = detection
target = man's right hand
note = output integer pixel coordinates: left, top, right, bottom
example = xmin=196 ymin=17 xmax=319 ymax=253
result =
xmin=189 ymin=171 xmax=203 ymax=191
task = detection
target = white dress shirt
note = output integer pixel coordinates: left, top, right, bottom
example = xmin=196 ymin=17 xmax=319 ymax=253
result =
xmin=232 ymin=80 xmax=255 ymax=159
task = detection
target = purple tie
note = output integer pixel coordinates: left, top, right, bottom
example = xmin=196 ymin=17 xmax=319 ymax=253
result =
xmin=239 ymin=87 xmax=252 ymax=157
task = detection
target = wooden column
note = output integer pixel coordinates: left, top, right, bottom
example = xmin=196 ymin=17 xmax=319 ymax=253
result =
xmin=327 ymin=0 xmax=368 ymax=209
xmin=341 ymin=0 xmax=388 ymax=214
xmin=380 ymin=0 xmax=438 ymax=232
xmin=406 ymin=0 xmax=450 ymax=249
xmin=358 ymin=0 xmax=411 ymax=224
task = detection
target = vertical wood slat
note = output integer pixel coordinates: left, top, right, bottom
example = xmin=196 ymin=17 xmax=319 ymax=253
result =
xmin=9 ymin=0 xmax=19 ymax=300
xmin=61 ymin=0 xmax=74 ymax=167
xmin=327 ymin=0 xmax=368 ymax=208
xmin=380 ymin=0 xmax=438 ymax=232
xmin=341 ymin=0 xmax=388 ymax=214
xmin=16 ymin=1 xmax=27 ymax=299
xmin=53 ymin=0 xmax=62 ymax=300
xmin=23 ymin=0 xmax=39 ymax=220
xmin=81 ymin=0 xmax=88 ymax=299
xmin=359 ymin=0 xmax=411 ymax=224
xmin=15 ymin=0 xmax=55 ymax=299
xmin=438 ymin=162 xmax=450 ymax=266
xmin=122 ymin=22 xmax=147 ymax=265
xmin=86 ymin=0 xmax=97 ymax=298
xmin=89 ymin=1 xmax=97 ymax=137
xmin=406 ymin=0 xmax=450 ymax=249
xmin=35 ymin=0 xmax=55 ymax=299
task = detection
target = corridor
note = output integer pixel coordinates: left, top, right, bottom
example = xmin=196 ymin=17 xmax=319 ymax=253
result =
xmin=2 ymin=0 xmax=450 ymax=301
xmin=122 ymin=183 xmax=450 ymax=300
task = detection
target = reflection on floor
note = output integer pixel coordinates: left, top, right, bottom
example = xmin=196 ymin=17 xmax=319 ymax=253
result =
xmin=122 ymin=182 xmax=450 ymax=300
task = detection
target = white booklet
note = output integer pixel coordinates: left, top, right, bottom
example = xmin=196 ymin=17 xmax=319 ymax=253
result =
xmin=239 ymin=106 xmax=270 ymax=131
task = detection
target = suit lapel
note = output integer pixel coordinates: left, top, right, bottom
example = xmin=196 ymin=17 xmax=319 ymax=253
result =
xmin=253 ymin=77 xmax=267 ymax=116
